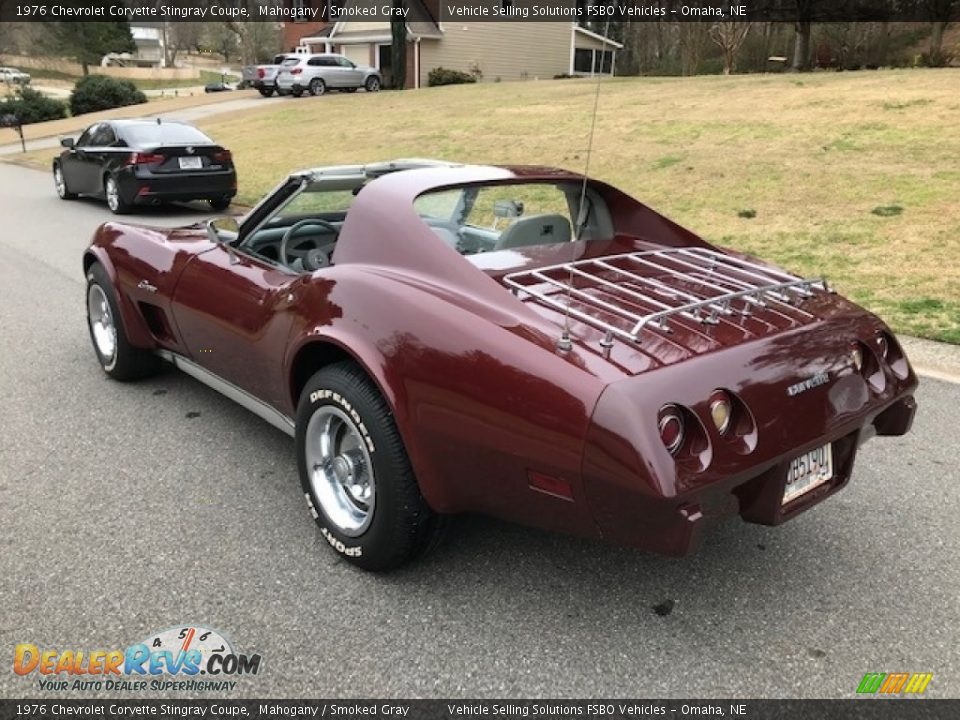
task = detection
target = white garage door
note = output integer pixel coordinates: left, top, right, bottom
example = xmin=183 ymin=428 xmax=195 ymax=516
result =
xmin=342 ymin=44 xmax=370 ymax=67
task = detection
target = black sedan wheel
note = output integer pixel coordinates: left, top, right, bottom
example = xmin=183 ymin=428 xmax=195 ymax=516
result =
xmin=297 ymin=362 xmax=445 ymax=571
xmin=309 ymin=78 xmax=326 ymax=96
xmin=365 ymin=77 xmax=381 ymax=92
xmin=208 ymin=197 xmax=231 ymax=212
xmin=104 ymin=175 xmax=130 ymax=215
xmin=53 ymin=163 xmax=77 ymax=200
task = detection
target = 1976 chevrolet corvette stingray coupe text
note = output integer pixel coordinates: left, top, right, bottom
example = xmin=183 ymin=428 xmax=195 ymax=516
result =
xmin=83 ymin=159 xmax=918 ymax=570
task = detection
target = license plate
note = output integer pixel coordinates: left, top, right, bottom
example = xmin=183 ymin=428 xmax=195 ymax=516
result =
xmin=783 ymin=443 xmax=833 ymax=505
xmin=178 ymin=156 xmax=202 ymax=170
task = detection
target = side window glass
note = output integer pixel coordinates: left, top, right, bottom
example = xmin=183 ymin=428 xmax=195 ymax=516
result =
xmin=77 ymin=126 xmax=96 ymax=147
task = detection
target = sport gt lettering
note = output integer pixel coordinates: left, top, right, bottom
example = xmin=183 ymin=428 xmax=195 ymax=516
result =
xmin=321 ymin=527 xmax=362 ymax=557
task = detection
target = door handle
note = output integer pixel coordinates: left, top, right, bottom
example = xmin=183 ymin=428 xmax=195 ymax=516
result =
xmin=137 ymin=280 xmax=157 ymax=293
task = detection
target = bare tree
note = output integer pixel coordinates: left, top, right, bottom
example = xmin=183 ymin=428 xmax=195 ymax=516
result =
xmin=220 ymin=21 xmax=280 ymax=66
xmin=921 ymin=0 xmax=959 ymax=65
xmin=710 ymin=22 xmax=752 ymax=74
xmin=677 ymin=22 xmax=711 ymax=75
xmin=162 ymin=22 xmax=204 ymax=68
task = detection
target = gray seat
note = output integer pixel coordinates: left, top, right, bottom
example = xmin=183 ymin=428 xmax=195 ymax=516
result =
xmin=494 ymin=214 xmax=572 ymax=251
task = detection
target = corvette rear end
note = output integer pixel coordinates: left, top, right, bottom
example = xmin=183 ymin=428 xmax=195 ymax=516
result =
xmin=499 ymin=244 xmax=917 ymax=555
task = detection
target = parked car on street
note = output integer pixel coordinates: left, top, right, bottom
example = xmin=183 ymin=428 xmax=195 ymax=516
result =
xmin=54 ymin=118 xmax=236 ymax=214
xmin=241 ymin=51 xmax=305 ymax=97
xmin=276 ymin=53 xmax=382 ymax=97
xmin=0 ymin=66 xmax=31 ymax=84
xmin=81 ymin=158 xmax=917 ymax=570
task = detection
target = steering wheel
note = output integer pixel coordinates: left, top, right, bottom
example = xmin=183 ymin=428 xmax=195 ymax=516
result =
xmin=279 ymin=218 xmax=339 ymax=271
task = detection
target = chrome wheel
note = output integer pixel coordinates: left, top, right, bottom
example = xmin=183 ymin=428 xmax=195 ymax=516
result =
xmin=305 ymin=406 xmax=375 ymax=536
xmin=365 ymin=77 xmax=381 ymax=92
xmin=54 ymin=166 xmax=66 ymax=198
xmin=87 ymin=284 xmax=117 ymax=363
xmin=105 ymin=177 xmax=120 ymax=212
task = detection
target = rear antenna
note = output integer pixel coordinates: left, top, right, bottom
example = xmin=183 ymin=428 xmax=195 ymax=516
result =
xmin=559 ymin=19 xmax=612 ymax=353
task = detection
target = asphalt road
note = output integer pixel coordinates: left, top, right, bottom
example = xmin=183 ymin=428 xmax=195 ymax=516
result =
xmin=0 ymin=162 xmax=957 ymax=700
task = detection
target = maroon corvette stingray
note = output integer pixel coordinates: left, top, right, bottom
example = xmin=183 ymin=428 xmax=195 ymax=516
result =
xmin=83 ymin=159 xmax=917 ymax=570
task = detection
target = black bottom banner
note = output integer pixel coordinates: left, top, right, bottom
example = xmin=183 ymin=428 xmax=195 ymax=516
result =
xmin=1 ymin=700 xmax=958 ymax=720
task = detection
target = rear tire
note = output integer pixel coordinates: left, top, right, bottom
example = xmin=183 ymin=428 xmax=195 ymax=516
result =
xmin=308 ymin=78 xmax=326 ymax=96
xmin=104 ymin=175 xmax=130 ymax=215
xmin=86 ymin=263 xmax=160 ymax=381
xmin=208 ymin=197 xmax=231 ymax=212
xmin=291 ymin=87 xmax=303 ymax=98
xmin=257 ymin=86 xmax=275 ymax=98
xmin=296 ymin=362 xmax=445 ymax=571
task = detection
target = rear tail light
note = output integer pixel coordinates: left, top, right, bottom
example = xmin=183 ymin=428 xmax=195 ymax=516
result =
xmin=290 ymin=68 xmax=302 ymax=75
xmin=878 ymin=331 xmax=910 ymax=380
xmin=658 ymin=405 xmax=685 ymax=456
xmin=850 ymin=344 xmax=864 ymax=372
xmin=852 ymin=340 xmax=886 ymax=392
xmin=708 ymin=390 xmax=733 ymax=435
xmin=257 ymin=68 xmax=265 ymax=79
xmin=213 ymin=150 xmax=232 ymax=163
xmin=127 ymin=152 xmax=164 ymax=166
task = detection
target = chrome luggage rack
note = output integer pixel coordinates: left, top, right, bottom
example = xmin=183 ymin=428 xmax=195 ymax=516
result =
xmin=503 ymin=248 xmax=831 ymax=347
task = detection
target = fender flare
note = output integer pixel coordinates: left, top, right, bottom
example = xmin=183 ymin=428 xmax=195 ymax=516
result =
xmin=82 ymin=248 xmax=155 ymax=349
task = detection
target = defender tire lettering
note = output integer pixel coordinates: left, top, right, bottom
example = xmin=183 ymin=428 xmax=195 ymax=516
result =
xmin=309 ymin=388 xmax=376 ymax=452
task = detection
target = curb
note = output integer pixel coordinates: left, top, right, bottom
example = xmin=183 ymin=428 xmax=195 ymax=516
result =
xmin=900 ymin=335 xmax=960 ymax=384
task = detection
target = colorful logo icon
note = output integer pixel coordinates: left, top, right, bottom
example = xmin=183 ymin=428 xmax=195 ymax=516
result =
xmin=857 ymin=672 xmax=932 ymax=696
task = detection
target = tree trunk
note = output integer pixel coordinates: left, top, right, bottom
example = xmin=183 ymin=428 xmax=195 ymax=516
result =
xmin=390 ymin=13 xmax=406 ymax=89
xmin=792 ymin=21 xmax=812 ymax=71
xmin=929 ymin=21 xmax=948 ymax=66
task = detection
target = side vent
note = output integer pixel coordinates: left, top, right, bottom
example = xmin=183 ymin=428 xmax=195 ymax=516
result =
xmin=138 ymin=302 xmax=173 ymax=342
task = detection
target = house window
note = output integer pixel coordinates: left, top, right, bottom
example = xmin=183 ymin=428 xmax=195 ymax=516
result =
xmin=574 ymin=49 xmax=592 ymax=73
xmin=595 ymin=50 xmax=613 ymax=74
xmin=574 ymin=48 xmax=614 ymax=74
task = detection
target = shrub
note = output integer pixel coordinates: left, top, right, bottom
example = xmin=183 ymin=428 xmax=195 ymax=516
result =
xmin=427 ymin=67 xmax=477 ymax=87
xmin=0 ymin=86 xmax=67 ymax=125
xmin=69 ymin=75 xmax=146 ymax=116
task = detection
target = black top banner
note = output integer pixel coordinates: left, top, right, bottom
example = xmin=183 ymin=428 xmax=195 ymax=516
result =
xmin=0 ymin=0 xmax=957 ymax=24
xmin=0 ymin=700 xmax=959 ymax=720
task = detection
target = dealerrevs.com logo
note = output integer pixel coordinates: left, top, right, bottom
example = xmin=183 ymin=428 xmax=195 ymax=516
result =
xmin=13 ymin=625 xmax=262 ymax=693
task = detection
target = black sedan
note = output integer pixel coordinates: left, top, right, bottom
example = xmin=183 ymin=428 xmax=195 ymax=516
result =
xmin=53 ymin=119 xmax=237 ymax=214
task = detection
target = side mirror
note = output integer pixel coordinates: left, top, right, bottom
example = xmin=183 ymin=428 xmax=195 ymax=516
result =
xmin=206 ymin=216 xmax=240 ymax=244
xmin=60 ymin=137 xmax=75 ymax=148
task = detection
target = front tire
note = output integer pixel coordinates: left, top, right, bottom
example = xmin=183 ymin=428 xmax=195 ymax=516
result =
xmin=308 ymin=78 xmax=326 ymax=96
xmin=296 ymin=362 xmax=443 ymax=571
xmin=291 ymin=86 xmax=303 ymax=98
xmin=54 ymin=163 xmax=77 ymax=199
xmin=208 ymin=196 xmax=231 ymax=212
xmin=257 ymin=86 xmax=275 ymax=98
xmin=364 ymin=76 xmax=381 ymax=92
xmin=104 ymin=175 xmax=130 ymax=215
xmin=86 ymin=263 xmax=160 ymax=381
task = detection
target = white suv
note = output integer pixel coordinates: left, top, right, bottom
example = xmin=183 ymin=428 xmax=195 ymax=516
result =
xmin=0 ymin=67 xmax=31 ymax=85
xmin=276 ymin=54 xmax=382 ymax=97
